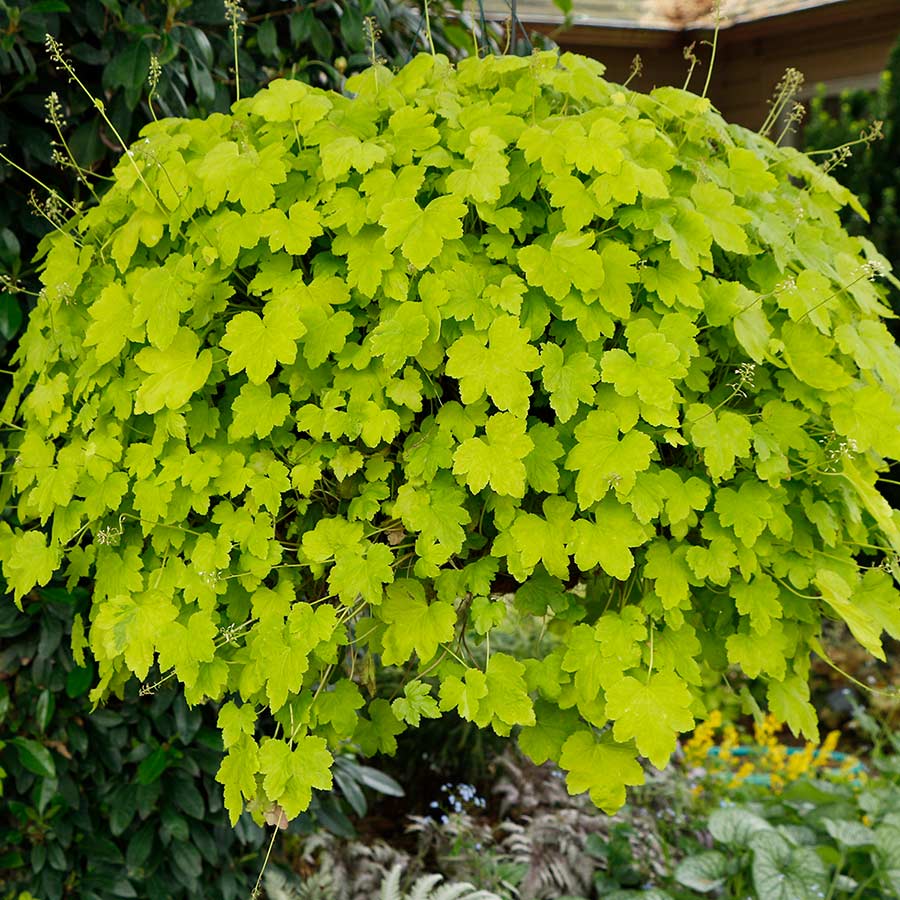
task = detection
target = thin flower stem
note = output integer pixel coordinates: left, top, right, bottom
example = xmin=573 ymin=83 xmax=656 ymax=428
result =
xmin=701 ymin=2 xmax=721 ymax=99
xmin=44 ymin=36 xmax=166 ymax=216
xmin=252 ymin=826 xmax=280 ymax=900
xmin=0 ymin=151 xmax=81 ymax=216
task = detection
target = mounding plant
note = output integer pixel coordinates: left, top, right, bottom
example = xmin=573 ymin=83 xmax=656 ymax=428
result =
xmin=2 ymin=48 xmax=900 ymax=829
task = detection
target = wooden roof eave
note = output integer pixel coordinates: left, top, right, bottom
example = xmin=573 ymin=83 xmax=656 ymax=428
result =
xmin=491 ymin=0 xmax=900 ymax=49
xmin=687 ymin=0 xmax=900 ymax=43
xmin=522 ymin=20 xmax=684 ymax=49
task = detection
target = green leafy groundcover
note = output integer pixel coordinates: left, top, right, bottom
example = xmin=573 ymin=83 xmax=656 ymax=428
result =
xmin=3 ymin=50 xmax=900 ymax=825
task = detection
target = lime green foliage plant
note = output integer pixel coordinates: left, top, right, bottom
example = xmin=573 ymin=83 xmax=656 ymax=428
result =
xmin=2 ymin=50 xmax=900 ymax=828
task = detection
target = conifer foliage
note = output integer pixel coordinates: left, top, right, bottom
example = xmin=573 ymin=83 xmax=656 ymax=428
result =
xmin=3 ymin=51 xmax=900 ymax=826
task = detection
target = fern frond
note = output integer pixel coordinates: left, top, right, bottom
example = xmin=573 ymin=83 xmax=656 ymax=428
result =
xmin=376 ymin=868 xmax=504 ymax=900
xmin=408 ymin=874 xmax=444 ymax=900
xmin=380 ymin=864 xmax=405 ymax=900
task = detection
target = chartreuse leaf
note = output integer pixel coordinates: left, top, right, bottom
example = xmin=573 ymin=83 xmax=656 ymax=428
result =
xmin=380 ymin=195 xmax=466 ymax=269
xmin=780 ymin=322 xmax=852 ymax=391
xmin=392 ymin=680 xmax=440 ymax=727
xmin=354 ymin=699 xmax=405 ymax=756
xmin=446 ymin=316 xmax=540 ymax=417
xmin=518 ymin=231 xmax=604 ymax=300
xmin=726 ymin=622 xmax=789 ymax=680
xmin=686 ymin=405 xmax=752 ymax=481
xmin=220 ymin=298 xmax=305 ymax=384
xmin=559 ymin=730 xmax=644 ymax=813
xmin=367 ymin=303 xmax=430 ymax=374
xmin=816 ymin=568 xmax=900 ymax=661
xmin=732 ymin=574 xmax=782 ymax=634
xmin=473 ymin=653 xmax=536 ymax=734
xmin=393 ymin=473 xmax=470 ymax=570
xmin=453 ymin=413 xmax=534 ymax=498
xmin=218 ymin=701 xmax=257 ymax=749
xmin=216 ymin=734 xmax=260 ymax=825
xmin=200 ymin=140 xmax=287 ymax=213
xmin=132 ymin=254 xmax=196 ymax=350
xmin=690 ymin=181 xmax=751 ymax=254
xmin=156 ymin=611 xmax=218 ymax=685
xmin=569 ymin=498 xmax=649 ymax=580
xmin=134 ymin=328 xmax=213 ymax=413
xmin=91 ymin=590 xmax=178 ymax=680
xmin=259 ymin=201 xmax=323 ymax=256
xmin=494 ymin=495 xmax=576 ymax=581
xmin=540 ymin=343 xmax=599 ymax=422
xmin=439 ymin=667 xmax=488 ymax=721
xmin=2 ymin=530 xmax=61 ymax=605
xmin=767 ymin=676 xmax=818 ymax=741
xmin=229 ymin=382 xmax=291 ymax=439
xmin=85 ymin=282 xmax=144 ymax=363
xmin=518 ymin=702 xmax=581 ymax=765
xmin=601 ymin=331 xmax=686 ymax=411
xmin=446 ymin=126 xmax=509 ymax=203
xmin=258 ymin=735 xmax=333 ymax=820
xmin=605 ymin=670 xmax=695 ymax=768
xmin=565 ymin=411 xmax=654 ymax=508
xmin=328 ymin=541 xmax=394 ymax=606
xmin=381 ymin=579 xmax=456 ymax=666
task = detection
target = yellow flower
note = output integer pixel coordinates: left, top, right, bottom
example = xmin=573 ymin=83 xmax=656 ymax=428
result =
xmin=728 ymin=759 xmax=755 ymax=788
xmin=754 ymin=712 xmax=782 ymax=748
xmin=813 ymin=730 xmax=840 ymax=768
xmin=721 ymin=724 xmax=738 ymax=750
xmin=785 ymin=745 xmax=814 ymax=781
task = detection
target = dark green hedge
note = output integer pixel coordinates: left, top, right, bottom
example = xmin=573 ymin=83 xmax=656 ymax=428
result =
xmin=802 ymin=32 xmax=900 ymax=311
xmin=0 ymin=590 xmax=265 ymax=900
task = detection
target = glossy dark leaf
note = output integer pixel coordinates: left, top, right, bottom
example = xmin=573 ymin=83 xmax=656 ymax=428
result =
xmin=66 ymin=664 xmax=94 ymax=698
xmin=0 ymin=850 xmax=25 ymax=870
xmin=46 ymin=840 xmax=68 ymax=871
xmin=12 ymin=737 xmax=56 ymax=778
xmin=289 ymin=9 xmax=312 ymax=45
xmin=30 ymin=0 xmax=71 ymax=11
xmin=160 ymin=805 xmax=190 ymax=844
xmin=187 ymin=53 xmax=216 ymax=108
xmin=31 ymin=842 xmax=47 ymax=874
xmin=35 ymin=688 xmax=55 ymax=732
xmin=103 ymin=39 xmax=150 ymax=107
xmin=37 ymin=775 xmax=60 ymax=815
xmin=109 ymin=785 xmax=138 ymax=836
xmin=172 ymin=780 xmax=205 ymax=819
xmin=189 ymin=821 xmax=219 ymax=865
xmin=339 ymin=5 xmax=365 ymax=52
xmin=353 ymin=763 xmax=406 ymax=797
xmin=136 ymin=746 xmax=170 ymax=785
xmin=171 ymin=841 xmax=203 ymax=881
xmin=256 ymin=18 xmax=278 ymax=58
xmin=126 ymin=822 xmax=156 ymax=871
xmin=0 ymin=226 xmax=20 ymax=265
